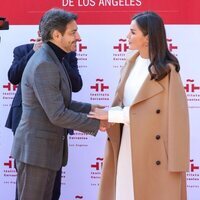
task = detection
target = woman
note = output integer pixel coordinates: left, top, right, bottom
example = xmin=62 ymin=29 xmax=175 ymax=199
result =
xmin=88 ymin=11 xmax=189 ymax=200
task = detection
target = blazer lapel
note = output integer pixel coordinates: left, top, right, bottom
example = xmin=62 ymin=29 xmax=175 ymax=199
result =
xmin=43 ymin=44 xmax=72 ymax=94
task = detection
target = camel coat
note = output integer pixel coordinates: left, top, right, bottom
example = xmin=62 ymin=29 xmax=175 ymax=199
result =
xmin=98 ymin=52 xmax=190 ymax=200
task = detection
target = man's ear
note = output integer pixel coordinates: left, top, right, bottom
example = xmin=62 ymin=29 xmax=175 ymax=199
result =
xmin=52 ymin=30 xmax=61 ymax=41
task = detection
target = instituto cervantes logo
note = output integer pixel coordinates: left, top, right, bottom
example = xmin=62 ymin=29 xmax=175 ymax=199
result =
xmin=90 ymin=157 xmax=103 ymax=186
xmin=2 ymin=82 xmax=17 ymax=107
xmin=76 ymin=39 xmax=88 ymax=69
xmin=190 ymin=159 xmax=199 ymax=172
xmin=3 ymin=156 xmax=17 ymax=185
xmin=91 ymin=157 xmax=103 ymax=171
xmin=187 ymin=159 xmax=200 ymax=189
xmin=184 ymin=79 xmax=200 ymax=108
xmin=113 ymin=38 xmax=128 ymax=59
xmin=4 ymin=156 xmax=15 ymax=169
xmin=91 ymin=79 xmax=109 ymax=92
xmin=113 ymin=38 xmax=129 ymax=69
xmin=167 ymin=38 xmax=178 ymax=56
xmin=3 ymin=82 xmax=18 ymax=91
xmin=185 ymin=79 xmax=200 ymax=93
xmin=113 ymin=39 xmax=129 ymax=52
xmin=77 ymin=39 xmax=87 ymax=52
xmin=90 ymin=78 xmax=110 ymax=101
xmin=76 ymin=39 xmax=87 ymax=59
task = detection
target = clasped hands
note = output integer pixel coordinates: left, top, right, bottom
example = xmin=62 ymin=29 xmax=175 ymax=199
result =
xmin=89 ymin=104 xmax=111 ymax=132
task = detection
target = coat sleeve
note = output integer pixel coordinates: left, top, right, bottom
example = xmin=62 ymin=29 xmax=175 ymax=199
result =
xmin=8 ymin=44 xmax=34 ymax=85
xmin=69 ymin=100 xmax=91 ymax=114
xmin=168 ymin=66 xmax=190 ymax=172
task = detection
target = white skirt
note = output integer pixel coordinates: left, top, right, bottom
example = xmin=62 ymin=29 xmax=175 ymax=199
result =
xmin=116 ymin=124 xmax=134 ymax=200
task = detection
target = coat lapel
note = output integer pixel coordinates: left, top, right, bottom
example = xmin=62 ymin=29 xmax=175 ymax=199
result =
xmin=131 ymin=74 xmax=164 ymax=106
xmin=114 ymin=51 xmax=164 ymax=107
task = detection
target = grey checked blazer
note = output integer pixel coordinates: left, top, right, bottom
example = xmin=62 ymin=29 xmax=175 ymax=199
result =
xmin=11 ymin=44 xmax=99 ymax=171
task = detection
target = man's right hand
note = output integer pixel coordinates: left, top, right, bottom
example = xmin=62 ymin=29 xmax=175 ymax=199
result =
xmin=99 ymin=120 xmax=110 ymax=132
xmin=33 ymin=37 xmax=43 ymax=51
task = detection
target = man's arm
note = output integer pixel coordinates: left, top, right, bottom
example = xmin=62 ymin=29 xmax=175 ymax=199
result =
xmin=8 ymin=44 xmax=35 ymax=85
xmin=69 ymin=100 xmax=91 ymax=114
xmin=63 ymin=52 xmax=83 ymax=92
xmin=33 ymin=62 xmax=99 ymax=135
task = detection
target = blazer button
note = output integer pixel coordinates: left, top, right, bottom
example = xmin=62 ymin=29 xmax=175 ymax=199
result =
xmin=156 ymin=160 xmax=161 ymax=165
xmin=62 ymin=135 xmax=65 ymax=140
xmin=156 ymin=109 xmax=161 ymax=114
xmin=107 ymin=137 xmax=110 ymax=141
xmin=155 ymin=135 xmax=161 ymax=140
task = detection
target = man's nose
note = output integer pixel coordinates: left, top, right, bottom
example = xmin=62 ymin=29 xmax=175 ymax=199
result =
xmin=76 ymin=32 xmax=81 ymax=41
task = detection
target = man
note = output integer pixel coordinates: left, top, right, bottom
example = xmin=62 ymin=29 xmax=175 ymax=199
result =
xmin=11 ymin=8 xmax=104 ymax=200
xmin=5 ymin=35 xmax=82 ymax=199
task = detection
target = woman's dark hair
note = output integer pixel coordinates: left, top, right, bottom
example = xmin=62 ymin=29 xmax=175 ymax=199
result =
xmin=39 ymin=8 xmax=77 ymax=42
xmin=132 ymin=11 xmax=180 ymax=81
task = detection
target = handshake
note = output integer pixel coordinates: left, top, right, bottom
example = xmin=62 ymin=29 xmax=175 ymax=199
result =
xmin=89 ymin=104 xmax=111 ymax=132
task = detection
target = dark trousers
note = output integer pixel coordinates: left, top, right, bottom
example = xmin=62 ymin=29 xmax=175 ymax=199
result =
xmin=52 ymin=168 xmax=62 ymax=200
xmin=15 ymin=167 xmax=62 ymax=200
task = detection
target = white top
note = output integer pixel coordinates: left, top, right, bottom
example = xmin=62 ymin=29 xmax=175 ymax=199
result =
xmin=108 ymin=55 xmax=150 ymax=124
